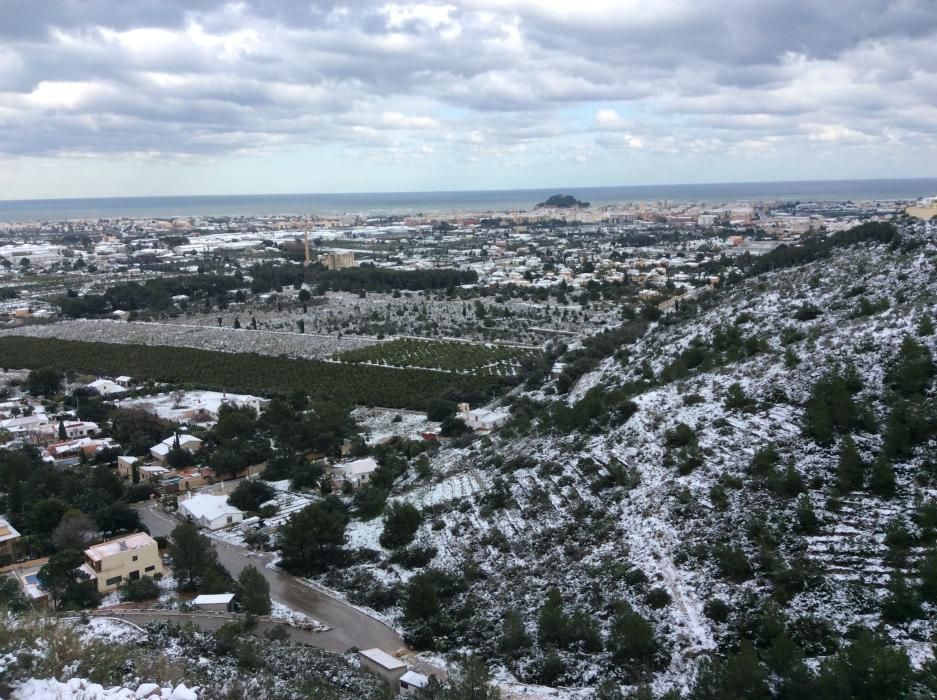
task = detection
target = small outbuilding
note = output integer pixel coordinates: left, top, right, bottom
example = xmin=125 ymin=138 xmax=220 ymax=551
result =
xmin=192 ymin=593 xmax=235 ymax=612
xmin=400 ymin=671 xmax=429 ymax=696
xmin=358 ymin=648 xmax=407 ymax=691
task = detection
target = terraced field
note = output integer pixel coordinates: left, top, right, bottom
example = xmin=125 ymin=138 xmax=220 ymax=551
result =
xmin=335 ymin=337 xmax=538 ymax=375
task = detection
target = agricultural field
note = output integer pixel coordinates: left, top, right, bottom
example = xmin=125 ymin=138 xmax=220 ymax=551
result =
xmin=335 ymin=337 xmax=538 ymax=375
xmin=0 ymin=335 xmax=510 ymax=410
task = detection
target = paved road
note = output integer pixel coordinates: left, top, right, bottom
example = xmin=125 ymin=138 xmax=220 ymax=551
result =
xmin=134 ymin=503 xmax=444 ymax=678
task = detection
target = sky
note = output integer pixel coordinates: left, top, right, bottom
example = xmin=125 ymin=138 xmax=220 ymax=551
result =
xmin=0 ymin=0 xmax=936 ymax=199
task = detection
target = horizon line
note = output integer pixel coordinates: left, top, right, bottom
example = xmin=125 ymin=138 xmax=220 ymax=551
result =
xmin=2 ymin=175 xmax=936 ymax=205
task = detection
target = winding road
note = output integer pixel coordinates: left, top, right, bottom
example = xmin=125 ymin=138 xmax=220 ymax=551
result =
xmin=134 ymin=503 xmax=444 ymax=678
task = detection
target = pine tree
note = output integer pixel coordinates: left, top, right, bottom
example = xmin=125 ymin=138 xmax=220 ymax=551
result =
xmin=882 ymin=573 xmax=922 ymax=623
xmin=540 ymin=647 xmax=565 ymax=686
xmin=795 ymin=495 xmax=819 ymax=535
xmin=868 ymin=455 xmax=896 ymax=498
xmin=724 ymin=382 xmax=751 ymax=410
xmin=498 ymin=610 xmax=530 ymax=656
xmin=918 ymin=549 xmax=937 ymax=602
xmin=237 ymin=565 xmax=271 ymax=615
xmin=918 ymin=315 xmax=935 ymax=337
xmin=379 ymin=501 xmax=422 ymax=550
xmin=691 ymin=641 xmax=770 ymax=700
xmin=538 ymin=588 xmax=568 ymax=648
xmin=607 ymin=601 xmax=657 ymax=665
xmin=836 ymin=436 xmax=864 ymax=492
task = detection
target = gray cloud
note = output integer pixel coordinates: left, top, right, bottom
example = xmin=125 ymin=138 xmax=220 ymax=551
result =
xmin=0 ymin=0 xmax=935 ymax=164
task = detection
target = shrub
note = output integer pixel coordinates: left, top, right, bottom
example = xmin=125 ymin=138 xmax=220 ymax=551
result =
xmin=119 ymin=576 xmax=160 ymax=602
xmin=379 ymin=502 xmax=422 ymax=550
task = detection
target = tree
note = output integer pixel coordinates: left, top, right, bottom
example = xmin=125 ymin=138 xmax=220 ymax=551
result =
xmin=169 ymin=522 xmax=217 ymax=588
xmin=795 ymin=495 xmax=819 ymax=535
xmin=836 ymin=436 xmax=864 ymax=492
xmin=403 ymin=572 xmax=440 ymax=623
xmin=227 ymin=479 xmax=276 ymax=513
xmin=37 ymin=549 xmax=90 ymax=609
xmin=28 ymin=498 xmax=70 ymax=538
xmin=110 ymin=408 xmax=172 ymax=455
xmin=724 ymin=382 xmax=752 ymax=411
xmin=277 ymin=498 xmax=348 ymax=575
xmin=921 ymin=549 xmax=937 ymax=602
xmin=918 ymin=315 xmax=935 ymax=337
xmin=430 ymin=656 xmax=501 ymax=700
xmin=51 ymin=511 xmax=98 ymax=551
xmin=607 ymin=601 xmax=656 ymax=666
xmin=538 ymin=588 xmax=569 ymax=647
xmin=882 ymin=572 xmax=922 ymax=623
xmin=886 ymin=335 xmax=934 ymax=399
xmin=868 ymin=455 xmax=897 ymax=498
xmin=440 ymin=416 xmax=470 ymax=438
xmin=425 ymin=399 xmax=457 ymax=422
xmin=540 ymin=647 xmax=565 ymax=685
xmin=498 ymin=609 xmax=530 ymax=656
xmin=237 ymin=565 xmax=271 ymax=615
xmin=26 ymin=368 xmax=63 ymax=397
xmin=691 ymin=641 xmax=769 ymax=700
xmin=379 ymin=501 xmax=422 ymax=550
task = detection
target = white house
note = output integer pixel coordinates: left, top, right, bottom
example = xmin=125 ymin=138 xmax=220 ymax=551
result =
xmin=457 ymin=403 xmax=510 ymax=432
xmin=178 ymin=494 xmax=243 ymax=530
xmin=87 ymin=379 xmax=126 ymax=396
xmin=330 ymin=457 xmax=379 ymax=490
xmin=150 ymin=434 xmax=202 ymax=463
xmin=62 ymin=421 xmax=99 ymax=439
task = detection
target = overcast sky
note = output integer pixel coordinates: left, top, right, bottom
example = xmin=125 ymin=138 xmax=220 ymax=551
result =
xmin=0 ymin=0 xmax=935 ymax=199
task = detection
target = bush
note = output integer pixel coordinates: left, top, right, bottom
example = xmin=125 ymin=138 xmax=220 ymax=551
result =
xmin=388 ymin=545 xmax=437 ymax=569
xmin=379 ymin=502 xmax=422 ymax=549
xmin=704 ymin=598 xmax=729 ymax=623
xmin=645 ymin=588 xmax=671 ymax=609
xmin=119 ymin=576 xmax=160 ymax=602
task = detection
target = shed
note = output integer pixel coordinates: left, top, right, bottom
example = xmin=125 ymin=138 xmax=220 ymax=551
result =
xmin=400 ymin=671 xmax=429 ymax=696
xmin=358 ymin=648 xmax=407 ymax=691
xmin=192 ymin=593 xmax=235 ymax=612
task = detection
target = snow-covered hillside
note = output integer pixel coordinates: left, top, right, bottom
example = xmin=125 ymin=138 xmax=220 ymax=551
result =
xmin=327 ymin=218 xmax=937 ymax=695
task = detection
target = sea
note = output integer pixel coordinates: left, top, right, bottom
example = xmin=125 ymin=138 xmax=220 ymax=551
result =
xmin=1 ymin=178 xmax=935 ymax=222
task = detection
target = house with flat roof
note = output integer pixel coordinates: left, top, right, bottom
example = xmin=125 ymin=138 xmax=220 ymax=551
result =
xmin=330 ymin=457 xmax=379 ymax=490
xmin=0 ymin=517 xmax=21 ymax=559
xmin=358 ymin=648 xmax=408 ymax=692
xmin=83 ymin=532 xmax=163 ymax=593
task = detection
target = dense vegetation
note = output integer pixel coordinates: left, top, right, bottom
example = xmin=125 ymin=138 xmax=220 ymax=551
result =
xmin=0 ymin=336 xmax=505 ymax=409
xmin=248 ymin=261 xmax=477 ymax=295
xmin=57 ymin=274 xmax=240 ymax=318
